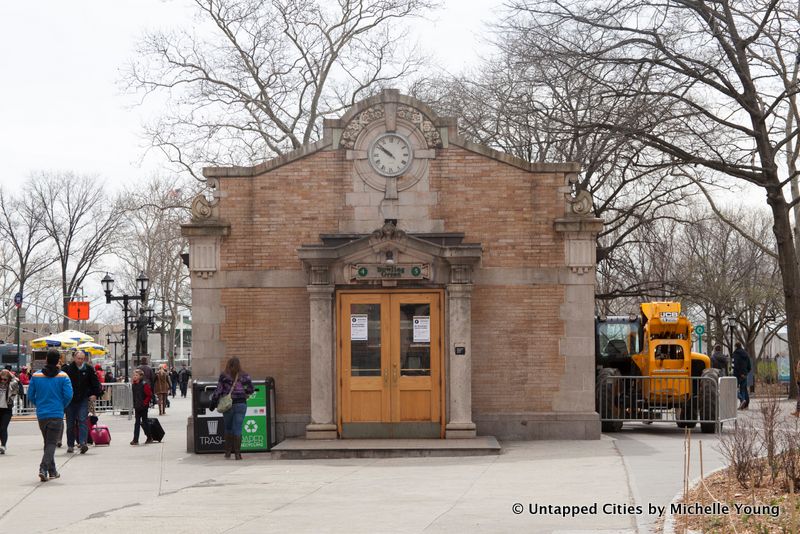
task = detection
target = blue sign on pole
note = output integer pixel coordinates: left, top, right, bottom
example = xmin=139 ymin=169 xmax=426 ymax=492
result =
xmin=777 ymin=354 xmax=791 ymax=383
xmin=13 ymin=292 xmax=22 ymax=308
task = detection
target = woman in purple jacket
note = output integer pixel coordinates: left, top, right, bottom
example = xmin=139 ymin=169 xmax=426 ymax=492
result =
xmin=212 ymin=357 xmax=254 ymax=460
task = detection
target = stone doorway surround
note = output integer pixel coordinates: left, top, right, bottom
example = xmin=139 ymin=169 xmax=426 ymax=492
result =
xmin=298 ymin=222 xmax=482 ymax=439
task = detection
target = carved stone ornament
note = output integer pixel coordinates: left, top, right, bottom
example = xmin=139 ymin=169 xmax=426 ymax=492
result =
xmin=340 ymin=105 xmax=386 ymax=149
xmin=309 ymin=265 xmax=331 ymax=285
xmin=371 ymin=221 xmax=406 ymax=241
xmin=397 ymin=105 xmax=442 ymax=148
xmin=450 ymin=264 xmax=473 ymax=284
xmin=565 ymin=188 xmax=594 ymax=216
xmin=190 ymin=179 xmax=221 ymax=221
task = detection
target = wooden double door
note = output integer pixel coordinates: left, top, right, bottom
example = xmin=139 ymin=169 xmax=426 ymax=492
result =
xmin=338 ymin=290 xmax=443 ymax=438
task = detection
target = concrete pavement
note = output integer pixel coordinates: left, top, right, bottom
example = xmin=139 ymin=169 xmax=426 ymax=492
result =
xmin=5 ymin=393 xmax=777 ymax=534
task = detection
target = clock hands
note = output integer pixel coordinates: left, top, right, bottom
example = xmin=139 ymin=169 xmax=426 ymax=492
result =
xmin=376 ymin=144 xmax=396 ymax=160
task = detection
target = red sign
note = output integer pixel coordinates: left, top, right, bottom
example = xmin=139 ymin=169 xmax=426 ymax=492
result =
xmin=67 ymin=301 xmax=90 ymax=321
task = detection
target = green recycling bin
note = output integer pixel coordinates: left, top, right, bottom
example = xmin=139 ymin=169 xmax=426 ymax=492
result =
xmin=193 ymin=377 xmax=277 ymax=453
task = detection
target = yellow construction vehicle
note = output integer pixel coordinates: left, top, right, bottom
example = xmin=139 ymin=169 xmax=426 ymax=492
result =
xmin=595 ymin=301 xmax=719 ymax=433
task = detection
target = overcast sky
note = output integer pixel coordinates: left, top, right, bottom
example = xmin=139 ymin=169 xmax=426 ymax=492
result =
xmin=0 ymin=0 xmax=505 ymax=194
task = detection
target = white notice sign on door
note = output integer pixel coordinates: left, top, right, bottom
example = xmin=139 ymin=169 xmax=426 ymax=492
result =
xmin=351 ymin=314 xmax=368 ymax=341
xmin=413 ymin=316 xmax=430 ymax=342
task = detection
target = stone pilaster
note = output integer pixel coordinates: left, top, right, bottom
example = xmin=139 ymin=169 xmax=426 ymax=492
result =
xmin=553 ymin=216 xmax=604 ymax=439
xmin=305 ymin=284 xmax=337 ymax=439
xmin=446 ymin=275 xmax=477 ymax=438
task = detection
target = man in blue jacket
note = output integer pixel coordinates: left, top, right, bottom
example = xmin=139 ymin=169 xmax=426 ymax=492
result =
xmin=27 ymin=350 xmax=73 ymax=481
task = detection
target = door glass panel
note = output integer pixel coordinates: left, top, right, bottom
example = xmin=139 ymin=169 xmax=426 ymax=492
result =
xmin=399 ymin=303 xmax=431 ymax=376
xmin=350 ymin=303 xmax=381 ymax=376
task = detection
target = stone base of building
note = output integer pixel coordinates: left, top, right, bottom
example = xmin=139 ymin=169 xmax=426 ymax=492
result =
xmin=445 ymin=422 xmax=477 ymax=439
xmin=474 ymin=412 xmax=601 ymax=440
xmin=305 ymin=423 xmax=338 ymax=440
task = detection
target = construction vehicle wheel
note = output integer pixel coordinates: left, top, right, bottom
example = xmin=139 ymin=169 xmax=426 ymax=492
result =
xmin=699 ymin=368 xmax=720 ymax=434
xmin=597 ymin=368 xmax=623 ymax=432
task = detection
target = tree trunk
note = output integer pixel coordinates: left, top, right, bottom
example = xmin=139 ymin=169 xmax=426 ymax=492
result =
xmin=767 ymin=190 xmax=800 ymax=399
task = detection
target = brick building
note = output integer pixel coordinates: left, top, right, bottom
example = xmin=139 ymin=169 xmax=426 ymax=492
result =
xmin=182 ymin=90 xmax=603 ymax=441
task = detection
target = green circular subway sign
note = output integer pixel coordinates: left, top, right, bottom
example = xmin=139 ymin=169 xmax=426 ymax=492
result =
xmin=694 ymin=325 xmax=705 ymax=335
xmin=357 ymin=267 xmax=369 ymax=277
xmin=411 ymin=266 xmax=421 ymax=277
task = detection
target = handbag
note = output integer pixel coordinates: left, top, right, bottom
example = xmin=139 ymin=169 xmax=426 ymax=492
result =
xmin=216 ymin=373 xmax=238 ymax=413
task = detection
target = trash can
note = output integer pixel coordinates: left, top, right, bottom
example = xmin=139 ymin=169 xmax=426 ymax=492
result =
xmin=192 ymin=377 xmax=277 ymax=454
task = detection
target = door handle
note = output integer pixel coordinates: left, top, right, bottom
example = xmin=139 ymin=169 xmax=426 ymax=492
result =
xmin=392 ymin=363 xmax=398 ymax=384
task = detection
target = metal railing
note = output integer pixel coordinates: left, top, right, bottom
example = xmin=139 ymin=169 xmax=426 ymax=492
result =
xmin=596 ymin=374 xmax=738 ymax=432
xmin=13 ymin=382 xmax=133 ymax=420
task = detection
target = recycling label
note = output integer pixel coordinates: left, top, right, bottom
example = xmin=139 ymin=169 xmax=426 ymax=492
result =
xmin=240 ymin=384 xmax=268 ymax=451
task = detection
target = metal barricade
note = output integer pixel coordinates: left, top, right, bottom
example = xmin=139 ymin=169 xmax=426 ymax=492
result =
xmin=13 ymin=382 xmax=133 ymax=420
xmin=596 ymin=374 xmax=738 ymax=432
xmin=94 ymin=382 xmax=133 ymax=420
xmin=718 ymin=376 xmax=738 ymax=422
xmin=13 ymin=385 xmax=35 ymax=416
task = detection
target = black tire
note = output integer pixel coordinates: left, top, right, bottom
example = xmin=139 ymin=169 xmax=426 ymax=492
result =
xmin=699 ymin=368 xmax=720 ymax=434
xmin=597 ymin=368 xmax=623 ymax=432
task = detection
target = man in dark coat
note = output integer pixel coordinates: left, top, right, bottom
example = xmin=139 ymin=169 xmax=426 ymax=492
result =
xmin=732 ymin=342 xmax=752 ymax=409
xmin=178 ymin=365 xmax=191 ymax=398
xmin=62 ymin=350 xmax=102 ymax=453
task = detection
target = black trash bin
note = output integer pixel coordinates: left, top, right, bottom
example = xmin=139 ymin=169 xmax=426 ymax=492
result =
xmin=192 ymin=377 xmax=277 ymax=454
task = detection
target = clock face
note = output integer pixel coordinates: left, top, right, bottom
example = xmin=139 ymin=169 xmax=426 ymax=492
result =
xmin=368 ymin=133 xmax=413 ymax=177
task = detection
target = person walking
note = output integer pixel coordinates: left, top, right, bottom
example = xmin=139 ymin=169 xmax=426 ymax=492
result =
xmin=0 ymin=369 xmax=20 ymax=454
xmin=27 ymin=349 xmax=72 ymax=481
xmin=62 ymin=350 xmax=102 ymax=454
xmin=154 ymin=364 xmax=171 ymax=415
xmin=137 ymin=357 xmax=155 ymax=407
xmin=212 ymin=357 xmax=253 ymax=460
xmin=169 ymin=367 xmax=178 ymax=398
xmin=710 ymin=345 xmax=728 ymax=376
xmin=178 ymin=365 xmax=191 ymax=398
xmin=732 ymin=342 xmax=752 ymax=410
xmin=130 ymin=369 xmax=152 ymax=446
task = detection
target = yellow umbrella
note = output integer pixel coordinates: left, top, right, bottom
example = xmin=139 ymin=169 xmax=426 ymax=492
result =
xmin=75 ymin=342 xmax=107 ymax=356
xmin=30 ymin=335 xmax=78 ymax=349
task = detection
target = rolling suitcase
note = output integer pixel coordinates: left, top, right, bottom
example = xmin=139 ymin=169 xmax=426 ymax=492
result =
xmin=148 ymin=418 xmax=165 ymax=442
xmin=91 ymin=425 xmax=111 ymax=445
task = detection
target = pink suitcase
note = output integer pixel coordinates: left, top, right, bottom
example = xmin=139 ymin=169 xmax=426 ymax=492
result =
xmin=90 ymin=425 xmax=111 ymax=446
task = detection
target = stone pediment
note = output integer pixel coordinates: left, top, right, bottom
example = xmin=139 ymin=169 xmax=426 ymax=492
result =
xmin=298 ymin=222 xmax=481 ymax=286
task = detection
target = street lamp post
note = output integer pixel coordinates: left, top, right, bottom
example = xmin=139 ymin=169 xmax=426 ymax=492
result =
xmin=106 ymin=333 xmax=123 ymax=377
xmin=727 ymin=315 xmax=736 ymax=376
xmin=102 ymin=272 xmax=149 ymax=382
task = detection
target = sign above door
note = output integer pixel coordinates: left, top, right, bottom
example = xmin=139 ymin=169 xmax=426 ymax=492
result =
xmin=349 ymin=263 xmax=430 ymax=281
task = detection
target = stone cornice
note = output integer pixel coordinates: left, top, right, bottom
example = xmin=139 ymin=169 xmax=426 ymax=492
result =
xmin=449 ymin=135 xmax=582 ymax=174
xmin=323 ymin=88 xmax=458 ymax=131
xmin=553 ymin=217 xmax=604 ymax=235
xmin=200 ymin=88 xmax=581 ymax=179
xmin=202 ymin=138 xmax=333 ymax=178
xmin=180 ymin=220 xmax=231 ymax=238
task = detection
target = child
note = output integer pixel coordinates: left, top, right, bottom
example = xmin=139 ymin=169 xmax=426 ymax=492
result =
xmin=130 ymin=369 xmax=152 ymax=445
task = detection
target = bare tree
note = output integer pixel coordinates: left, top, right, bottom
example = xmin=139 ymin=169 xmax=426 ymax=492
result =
xmin=412 ymin=35 xmax=699 ymax=301
xmin=0 ymin=188 xmax=57 ymax=326
xmin=128 ymin=0 xmax=437 ymax=180
xmin=28 ymin=172 xmax=124 ymax=330
xmin=118 ymin=177 xmax=195 ymax=365
xmin=677 ymin=207 xmax=783 ymax=358
xmin=510 ymin=0 xmax=800 ymax=393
